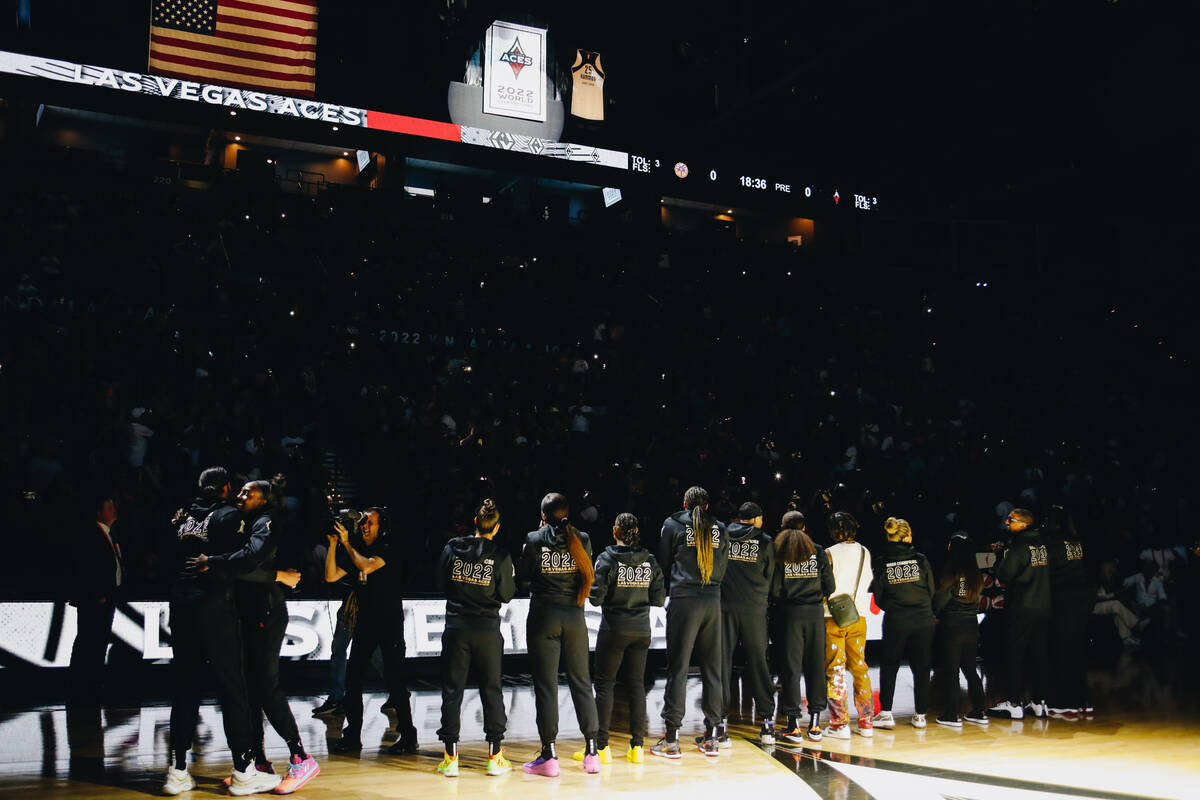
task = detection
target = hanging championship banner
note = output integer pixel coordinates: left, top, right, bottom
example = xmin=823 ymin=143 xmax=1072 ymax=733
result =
xmin=483 ymin=20 xmax=547 ymax=122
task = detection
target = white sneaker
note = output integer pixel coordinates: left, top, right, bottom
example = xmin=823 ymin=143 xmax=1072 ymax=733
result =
xmin=825 ymin=723 xmax=851 ymax=740
xmin=987 ymin=701 xmax=1024 ymax=719
xmin=228 ymin=765 xmax=282 ymax=796
xmin=871 ymin=711 xmax=895 ymax=729
xmin=162 ymin=765 xmax=195 ymax=795
xmin=911 ymin=713 xmax=927 ymax=729
xmin=1023 ymin=701 xmax=1048 ymax=719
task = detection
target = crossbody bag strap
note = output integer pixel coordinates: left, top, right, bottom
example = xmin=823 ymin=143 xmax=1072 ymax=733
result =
xmin=851 ymin=544 xmax=866 ymax=597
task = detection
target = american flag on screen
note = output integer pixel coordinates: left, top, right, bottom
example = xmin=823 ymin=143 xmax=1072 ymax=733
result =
xmin=149 ymin=0 xmax=317 ymax=97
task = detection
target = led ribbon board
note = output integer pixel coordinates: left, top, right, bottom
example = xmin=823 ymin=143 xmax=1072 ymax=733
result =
xmin=0 ymin=49 xmax=628 ymax=169
xmin=0 ymin=599 xmax=884 ymax=667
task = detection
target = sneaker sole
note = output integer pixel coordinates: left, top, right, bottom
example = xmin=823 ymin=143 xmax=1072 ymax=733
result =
xmin=229 ymin=778 xmax=283 ymax=796
xmin=649 ymin=750 xmax=683 ymax=760
xmin=855 ymin=729 xmax=874 ymax=738
xmin=964 ymin=719 xmax=989 ymax=726
xmin=935 ymin=721 xmax=962 ymax=729
xmin=162 ymin=778 xmax=196 ymax=796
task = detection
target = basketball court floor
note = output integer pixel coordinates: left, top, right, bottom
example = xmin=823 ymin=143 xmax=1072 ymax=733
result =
xmin=1 ymin=654 xmax=1195 ymax=800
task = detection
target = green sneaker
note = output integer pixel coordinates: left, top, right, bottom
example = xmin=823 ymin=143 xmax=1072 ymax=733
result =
xmin=486 ymin=749 xmax=512 ymax=776
xmin=437 ymin=753 xmax=459 ymax=778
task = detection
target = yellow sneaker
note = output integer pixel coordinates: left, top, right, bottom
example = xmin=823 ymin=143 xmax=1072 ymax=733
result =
xmin=436 ymin=752 xmax=459 ymax=778
xmin=486 ymin=749 xmax=511 ymax=776
xmin=626 ymin=745 xmax=644 ymax=763
xmin=571 ymin=746 xmax=611 ymax=763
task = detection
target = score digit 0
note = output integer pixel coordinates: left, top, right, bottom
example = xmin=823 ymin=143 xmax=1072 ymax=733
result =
xmin=710 ymin=169 xmax=718 ymax=181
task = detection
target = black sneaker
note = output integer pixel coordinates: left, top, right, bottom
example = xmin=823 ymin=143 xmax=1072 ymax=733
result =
xmin=386 ymin=732 xmax=418 ymax=755
xmin=779 ymin=725 xmax=805 ymax=745
xmin=312 ymin=698 xmax=342 ymax=717
xmin=697 ymin=737 xmax=720 ymax=758
xmin=649 ymin=738 xmax=682 ymax=760
xmin=330 ymin=735 xmax=362 ymax=754
xmin=963 ymin=710 xmax=989 ymax=726
xmin=935 ymin=714 xmax=963 ymax=729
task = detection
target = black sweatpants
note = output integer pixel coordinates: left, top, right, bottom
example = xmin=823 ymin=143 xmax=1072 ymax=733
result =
xmin=438 ymin=621 xmax=507 ymax=744
xmin=1049 ymin=611 xmax=1089 ymax=709
xmin=662 ymin=594 xmax=723 ymax=731
xmin=344 ymin=602 xmax=414 ymax=738
xmin=69 ymin=601 xmax=116 ymax=699
xmin=168 ymin=587 xmax=254 ymax=762
xmin=777 ymin=604 xmax=826 ymax=718
xmin=878 ymin=617 xmax=934 ymax=714
xmin=526 ymin=604 xmax=598 ymax=743
xmin=722 ymin=606 xmax=775 ymax=722
xmin=593 ymin=625 xmax=651 ymax=748
xmin=938 ymin=622 xmax=985 ymax=717
xmin=238 ymin=585 xmax=300 ymax=753
xmin=1005 ymin=612 xmax=1049 ymax=704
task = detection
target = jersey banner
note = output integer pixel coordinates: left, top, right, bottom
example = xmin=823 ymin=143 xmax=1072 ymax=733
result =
xmin=0 ymin=598 xmax=884 ymax=668
xmin=569 ymin=49 xmax=604 ymax=121
xmin=483 ymin=20 xmax=547 ymax=122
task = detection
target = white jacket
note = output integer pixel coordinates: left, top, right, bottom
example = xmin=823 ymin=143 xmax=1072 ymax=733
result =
xmin=823 ymin=540 xmax=874 ymax=619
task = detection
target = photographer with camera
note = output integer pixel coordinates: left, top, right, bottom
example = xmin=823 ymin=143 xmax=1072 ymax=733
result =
xmin=326 ymin=507 xmax=417 ymax=755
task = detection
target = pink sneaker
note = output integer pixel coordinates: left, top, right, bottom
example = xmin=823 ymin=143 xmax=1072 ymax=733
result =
xmin=273 ymin=755 xmax=319 ymax=794
xmin=522 ymin=756 xmax=561 ymax=777
xmin=582 ymin=753 xmax=600 ymax=774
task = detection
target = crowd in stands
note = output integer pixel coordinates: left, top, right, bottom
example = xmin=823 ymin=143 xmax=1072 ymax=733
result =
xmin=2 ymin=143 xmax=1197 ymax=652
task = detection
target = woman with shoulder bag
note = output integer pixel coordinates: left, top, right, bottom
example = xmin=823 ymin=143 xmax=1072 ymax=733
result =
xmin=822 ymin=512 xmax=875 ymax=739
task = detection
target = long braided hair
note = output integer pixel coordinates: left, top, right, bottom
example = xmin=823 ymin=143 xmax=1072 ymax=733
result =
xmin=685 ymin=486 xmax=716 ymax=585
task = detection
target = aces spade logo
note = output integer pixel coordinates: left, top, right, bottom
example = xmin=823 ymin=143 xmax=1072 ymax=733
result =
xmin=499 ymin=36 xmax=534 ymax=78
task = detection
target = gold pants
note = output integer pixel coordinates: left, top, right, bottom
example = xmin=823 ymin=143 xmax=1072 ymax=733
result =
xmin=825 ymin=617 xmax=873 ymax=726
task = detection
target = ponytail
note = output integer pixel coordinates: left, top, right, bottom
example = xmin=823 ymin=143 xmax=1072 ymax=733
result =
xmin=542 ymin=492 xmax=594 ymax=606
xmin=685 ymin=486 xmax=715 ymax=585
xmin=565 ymin=523 xmax=594 ymax=606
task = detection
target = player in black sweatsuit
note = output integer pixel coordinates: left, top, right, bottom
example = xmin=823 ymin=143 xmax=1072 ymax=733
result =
xmin=207 ymin=481 xmax=309 ymax=769
xmin=167 ymin=469 xmax=258 ymax=776
xmin=992 ymin=510 xmax=1052 ymax=715
xmin=655 ymin=486 xmax=729 ymax=755
xmin=871 ymin=524 xmax=936 ymax=722
xmin=588 ymin=513 xmax=665 ymax=755
xmin=435 ymin=504 xmax=517 ymax=757
xmin=517 ymin=495 xmax=600 ymax=768
xmin=721 ymin=503 xmax=776 ymax=740
xmin=1043 ymin=506 xmax=1091 ymax=714
xmin=770 ymin=513 xmax=835 ymax=741
xmin=932 ymin=535 xmax=987 ymax=724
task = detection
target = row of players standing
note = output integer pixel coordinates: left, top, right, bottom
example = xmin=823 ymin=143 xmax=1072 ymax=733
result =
xmin=428 ymin=488 xmax=1092 ymax=778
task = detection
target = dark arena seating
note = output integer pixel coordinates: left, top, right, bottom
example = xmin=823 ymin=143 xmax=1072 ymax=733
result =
xmin=1 ymin=5 xmax=1199 ymax=799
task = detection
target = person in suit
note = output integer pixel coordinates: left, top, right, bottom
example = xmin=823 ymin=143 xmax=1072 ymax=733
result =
xmin=69 ymin=492 xmax=124 ymax=702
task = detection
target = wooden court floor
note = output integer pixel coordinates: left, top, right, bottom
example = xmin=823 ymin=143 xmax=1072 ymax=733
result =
xmin=2 ymin=656 xmax=1197 ymax=800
